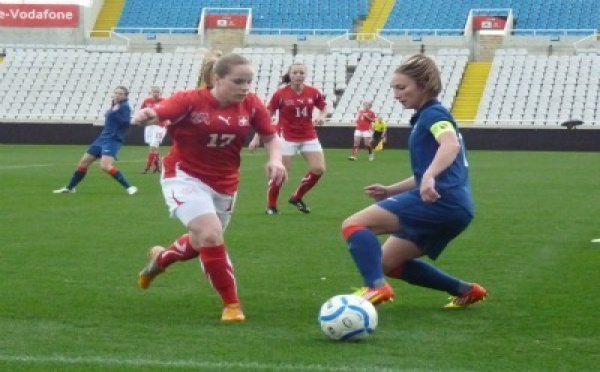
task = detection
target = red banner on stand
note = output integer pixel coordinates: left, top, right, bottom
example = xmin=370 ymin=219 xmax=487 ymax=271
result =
xmin=205 ymin=14 xmax=247 ymax=29
xmin=0 ymin=4 xmax=79 ymax=28
xmin=473 ymin=15 xmax=507 ymax=30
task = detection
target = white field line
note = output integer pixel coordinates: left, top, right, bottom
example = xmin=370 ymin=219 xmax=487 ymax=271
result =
xmin=0 ymin=355 xmax=406 ymax=372
xmin=0 ymin=155 xmax=264 ymax=171
xmin=0 ymin=160 xmax=145 ymax=170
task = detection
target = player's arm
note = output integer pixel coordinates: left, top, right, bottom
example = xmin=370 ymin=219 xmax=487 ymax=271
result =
xmin=253 ymin=100 xmax=287 ymax=185
xmin=424 ymin=121 xmax=460 ymax=178
xmin=132 ymin=107 xmax=160 ymax=126
xmin=248 ymin=132 xmax=261 ymax=153
xmin=115 ymin=104 xmax=132 ymax=126
xmin=315 ymin=108 xmax=327 ymax=126
xmin=249 ymin=108 xmax=277 ymax=152
xmin=262 ymin=134 xmax=287 ymax=186
xmin=314 ymin=92 xmax=328 ymax=126
xmin=421 ymin=121 xmax=461 ymax=203
xmin=364 ymin=176 xmax=416 ymax=201
xmin=132 ymin=92 xmax=188 ymax=127
xmin=367 ymin=111 xmax=376 ymax=122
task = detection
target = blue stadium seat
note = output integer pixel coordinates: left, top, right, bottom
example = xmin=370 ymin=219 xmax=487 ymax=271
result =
xmin=383 ymin=0 xmax=597 ymax=31
xmin=116 ymin=0 xmax=369 ymax=34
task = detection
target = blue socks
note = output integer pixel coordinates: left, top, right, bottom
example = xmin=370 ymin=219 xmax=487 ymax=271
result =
xmin=108 ymin=167 xmax=131 ymax=188
xmin=67 ymin=168 xmax=87 ymax=189
xmin=344 ymin=226 xmax=385 ymax=288
xmin=401 ymin=259 xmax=465 ymax=296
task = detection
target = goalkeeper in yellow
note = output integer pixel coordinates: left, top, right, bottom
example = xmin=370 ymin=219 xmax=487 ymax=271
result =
xmin=372 ymin=117 xmax=388 ymax=153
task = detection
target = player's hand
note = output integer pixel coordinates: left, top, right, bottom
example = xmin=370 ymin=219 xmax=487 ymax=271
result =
xmin=266 ymin=160 xmax=287 ymax=186
xmin=314 ymin=118 xmax=325 ymax=126
xmin=248 ymin=139 xmax=260 ymax=153
xmin=364 ymin=184 xmax=389 ymax=201
xmin=420 ymin=174 xmax=440 ymax=203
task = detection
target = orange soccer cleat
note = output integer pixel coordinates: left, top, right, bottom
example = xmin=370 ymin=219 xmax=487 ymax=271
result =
xmin=444 ymin=283 xmax=488 ymax=309
xmin=353 ymin=283 xmax=394 ymax=306
xmin=138 ymin=246 xmax=166 ymax=290
xmin=221 ymin=303 xmax=246 ymax=322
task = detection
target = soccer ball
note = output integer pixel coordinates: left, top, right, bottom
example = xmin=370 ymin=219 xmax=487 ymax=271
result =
xmin=318 ymin=294 xmax=378 ymax=341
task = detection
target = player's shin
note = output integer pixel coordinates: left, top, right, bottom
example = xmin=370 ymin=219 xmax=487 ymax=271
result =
xmin=199 ymin=245 xmax=240 ymax=305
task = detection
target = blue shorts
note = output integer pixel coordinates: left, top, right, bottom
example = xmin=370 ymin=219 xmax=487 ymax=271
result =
xmin=377 ymin=190 xmax=473 ymax=260
xmin=87 ymin=139 xmax=123 ymax=158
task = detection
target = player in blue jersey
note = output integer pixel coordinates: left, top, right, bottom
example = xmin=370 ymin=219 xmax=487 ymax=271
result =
xmin=53 ymin=86 xmax=138 ymax=195
xmin=342 ymin=54 xmax=487 ymax=308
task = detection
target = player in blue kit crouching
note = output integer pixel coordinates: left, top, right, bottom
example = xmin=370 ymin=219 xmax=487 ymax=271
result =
xmin=342 ymin=54 xmax=487 ymax=308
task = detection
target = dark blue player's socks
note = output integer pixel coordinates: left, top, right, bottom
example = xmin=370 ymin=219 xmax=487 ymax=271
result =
xmin=67 ymin=166 xmax=87 ymax=189
xmin=401 ymin=259 xmax=464 ymax=296
xmin=343 ymin=225 xmax=384 ymax=288
xmin=108 ymin=167 xmax=131 ymax=188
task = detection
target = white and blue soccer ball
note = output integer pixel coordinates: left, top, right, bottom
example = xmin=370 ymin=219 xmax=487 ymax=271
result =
xmin=318 ymin=294 xmax=378 ymax=341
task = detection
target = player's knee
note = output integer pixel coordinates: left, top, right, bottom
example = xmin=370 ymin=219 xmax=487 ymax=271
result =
xmin=341 ymin=217 xmax=360 ymax=232
xmin=310 ymin=163 xmax=326 ymax=175
xmin=190 ymin=228 xmax=223 ymax=247
xmin=99 ymin=164 xmax=112 ymax=172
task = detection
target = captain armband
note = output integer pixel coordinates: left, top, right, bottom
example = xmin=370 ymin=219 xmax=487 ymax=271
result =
xmin=430 ymin=121 xmax=456 ymax=139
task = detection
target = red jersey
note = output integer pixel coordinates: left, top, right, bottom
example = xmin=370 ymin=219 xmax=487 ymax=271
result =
xmin=268 ymin=85 xmax=326 ymax=142
xmin=355 ymin=109 xmax=376 ymax=131
xmin=141 ymin=97 xmax=168 ymax=126
xmin=153 ymin=88 xmax=275 ymax=195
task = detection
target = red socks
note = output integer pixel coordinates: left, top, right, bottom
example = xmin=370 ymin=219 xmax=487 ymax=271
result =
xmin=199 ymin=245 xmax=239 ymax=305
xmin=145 ymin=153 xmax=159 ymax=171
xmin=291 ymin=171 xmax=322 ymax=200
xmin=156 ymin=234 xmax=199 ymax=269
xmin=267 ymin=179 xmax=282 ymax=208
xmin=155 ymin=236 xmax=240 ymax=305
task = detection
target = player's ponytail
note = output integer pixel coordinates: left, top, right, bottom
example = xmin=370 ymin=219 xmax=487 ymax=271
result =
xmin=200 ymin=50 xmax=222 ymax=89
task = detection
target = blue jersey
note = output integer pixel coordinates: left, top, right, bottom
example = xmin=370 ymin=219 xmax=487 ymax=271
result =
xmin=96 ymin=99 xmax=132 ymax=143
xmin=408 ymin=100 xmax=473 ymax=215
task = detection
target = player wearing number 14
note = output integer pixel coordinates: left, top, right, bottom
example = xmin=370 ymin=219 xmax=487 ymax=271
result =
xmin=255 ymin=62 xmax=328 ymax=215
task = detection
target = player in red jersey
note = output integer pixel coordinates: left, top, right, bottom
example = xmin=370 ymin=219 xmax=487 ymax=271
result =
xmin=249 ymin=62 xmax=328 ymax=215
xmin=140 ymin=86 xmax=168 ymax=174
xmin=348 ymin=101 xmax=377 ymax=161
xmin=131 ymin=54 xmax=287 ymax=322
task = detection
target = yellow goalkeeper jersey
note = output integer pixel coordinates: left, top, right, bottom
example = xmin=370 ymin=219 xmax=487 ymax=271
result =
xmin=373 ymin=119 xmax=387 ymax=132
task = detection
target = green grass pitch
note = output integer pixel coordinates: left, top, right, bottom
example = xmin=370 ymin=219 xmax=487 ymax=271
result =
xmin=0 ymin=144 xmax=598 ymax=371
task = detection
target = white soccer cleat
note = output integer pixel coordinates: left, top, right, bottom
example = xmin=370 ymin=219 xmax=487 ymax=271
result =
xmin=53 ymin=187 xmax=75 ymax=194
xmin=126 ymin=186 xmax=138 ymax=195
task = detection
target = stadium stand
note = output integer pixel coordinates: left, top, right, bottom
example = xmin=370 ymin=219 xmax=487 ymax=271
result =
xmin=0 ymin=0 xmax=598 ymax=127
xmin=476 ymin=50 xmax=599 ymax=125
xmin=384 ymin=0 xmax=597 ymax=32
xmin=116 ymin=0 xmax=369 ymax=34
xmin=0 ymin=45 xmax=204 ymax=122
xmin=234 ymin=47 xmax=469 ymax=125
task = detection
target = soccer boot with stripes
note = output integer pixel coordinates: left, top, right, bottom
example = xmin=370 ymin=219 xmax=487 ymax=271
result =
xmin=444 ymin=283 xmax=488 ymax=309
xmin=221 ymin=303 xmax=246 ymax=322
xmin=138 ymin=246 xmax=166 ymax=290
xmin=353 ymin=283 xmax=394 ymax=306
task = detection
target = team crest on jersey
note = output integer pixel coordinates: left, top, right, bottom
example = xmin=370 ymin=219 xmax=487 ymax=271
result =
xmin=190 ymin=111 xmax=210 ymax=125
xmin=307 ymin=98 xmax=313 ymax=104
xmin=238 ymin=116 xmax=249 ymax=126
